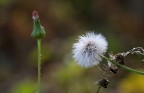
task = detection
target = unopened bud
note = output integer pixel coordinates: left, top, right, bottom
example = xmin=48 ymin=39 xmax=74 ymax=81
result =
xmin=32 ymin=11 xmax=39 ymax=20
xmin=31 ymin=11 xmax=45 ymax=39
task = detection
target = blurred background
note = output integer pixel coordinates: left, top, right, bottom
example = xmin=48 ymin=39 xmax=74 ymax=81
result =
xmin=0 ymin=0 xmax=144 ymax=93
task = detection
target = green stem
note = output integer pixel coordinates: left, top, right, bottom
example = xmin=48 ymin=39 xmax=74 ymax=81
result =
xmin=102 ymin=55 xmax=144 ymax=75
xmin=37 ymin=39 xmax=41 ymax=93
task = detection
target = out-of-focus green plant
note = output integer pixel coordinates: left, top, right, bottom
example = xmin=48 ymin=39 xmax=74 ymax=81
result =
xmin=54 ymin=60 xmax=96 ymax=93
xmin=11 ymin=79 xmax=36 ymax=93
xmin=0 ymin=0 xmax=10 ymax=5
xmin=119 ymin=72 xmax=144 ymax=93
xmin=56 ymin=61 xmax=84 ymax=85
xmin=28 ymin=43 xmax=53 ymax=67
xmin=106 ymin=34 xmax=123 ymax=52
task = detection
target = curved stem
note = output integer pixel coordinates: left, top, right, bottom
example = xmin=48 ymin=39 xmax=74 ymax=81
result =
xmin=102 ymin=55 xmax=144 ymax=75
xmin=37 ymin=39 xmax=41 ymax=93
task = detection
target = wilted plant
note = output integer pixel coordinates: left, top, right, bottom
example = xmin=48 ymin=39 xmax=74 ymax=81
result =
xmin=72 ymin=32 xmax=144 ymax=93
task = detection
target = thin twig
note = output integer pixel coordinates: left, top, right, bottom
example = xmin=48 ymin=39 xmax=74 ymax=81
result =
xmin=96 ymin=86 xmax=101 ymax=93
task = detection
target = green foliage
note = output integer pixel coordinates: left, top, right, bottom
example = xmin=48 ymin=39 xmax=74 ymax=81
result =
xmin=107 ymin=35 xmax=123 ymax=52
xmin=0 ymin=0 xmax=10 ymax=5
xmin=56 ymin=61 xmax=84 ymax=85
xmin=119 ymin=72 xmax=144 ymax=93
xmin=54 ymin=59 xmax=97 ymax=93
xmin=11 ymin=79 xmax=36 ymax=93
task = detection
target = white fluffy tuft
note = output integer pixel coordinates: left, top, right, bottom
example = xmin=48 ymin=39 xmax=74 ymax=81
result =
xmin=72 ymin=32 xmax=108 ymax=68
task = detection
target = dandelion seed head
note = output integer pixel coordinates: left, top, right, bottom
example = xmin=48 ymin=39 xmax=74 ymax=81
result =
xmin=72 ymin=32 xmax=108 ymax=68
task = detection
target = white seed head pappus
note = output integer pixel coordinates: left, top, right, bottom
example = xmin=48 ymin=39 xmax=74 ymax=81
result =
xmin=72 ymin=32 xmax=108 ymax=68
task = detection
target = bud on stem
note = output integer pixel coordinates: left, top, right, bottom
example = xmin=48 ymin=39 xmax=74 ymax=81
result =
xmin=31 ymin=11 xmax=45 ymax=39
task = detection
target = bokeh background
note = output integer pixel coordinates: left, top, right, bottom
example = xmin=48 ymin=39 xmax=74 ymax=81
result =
xmin=0 ymin=0 xmax=144 ymax=93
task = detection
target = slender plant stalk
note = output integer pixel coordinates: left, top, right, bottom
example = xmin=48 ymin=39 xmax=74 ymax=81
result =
xmin=37 ymin=39 xmax=41 ymax=93
xmin=102 ymin=55 xmax=144 ymax=75
xmin=96 ymin=86 xmax=101 ymax=93
xmin=31 ymin=11 xmax=45 ymax=93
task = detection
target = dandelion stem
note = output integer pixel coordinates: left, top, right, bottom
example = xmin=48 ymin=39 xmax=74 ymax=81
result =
xmin=102 ymin=55 xmax=144 ymax=75
xmin=37 ymin=39 xmax=41 ymax=93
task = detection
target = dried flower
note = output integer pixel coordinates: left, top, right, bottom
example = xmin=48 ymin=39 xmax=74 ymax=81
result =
xmin=108 ymin=47 xmax=144 ymax=73
xmin=97 ymin=78 xmax=110 ymax=88
xmin=72 ymin=32 xmax=108 ymax=68
xmin=108 ymin=53 xmax=125 ymax=73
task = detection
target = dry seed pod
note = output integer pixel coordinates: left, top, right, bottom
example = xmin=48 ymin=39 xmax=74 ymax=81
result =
xmin=97 ymin=78 xmax=110 ymax=88
xmin=109 ymin=53 xmax=125 ymax=74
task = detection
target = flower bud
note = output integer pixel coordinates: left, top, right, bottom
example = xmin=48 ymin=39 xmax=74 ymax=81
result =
xmin=31 ymin=11 xmax=45 ymax=39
